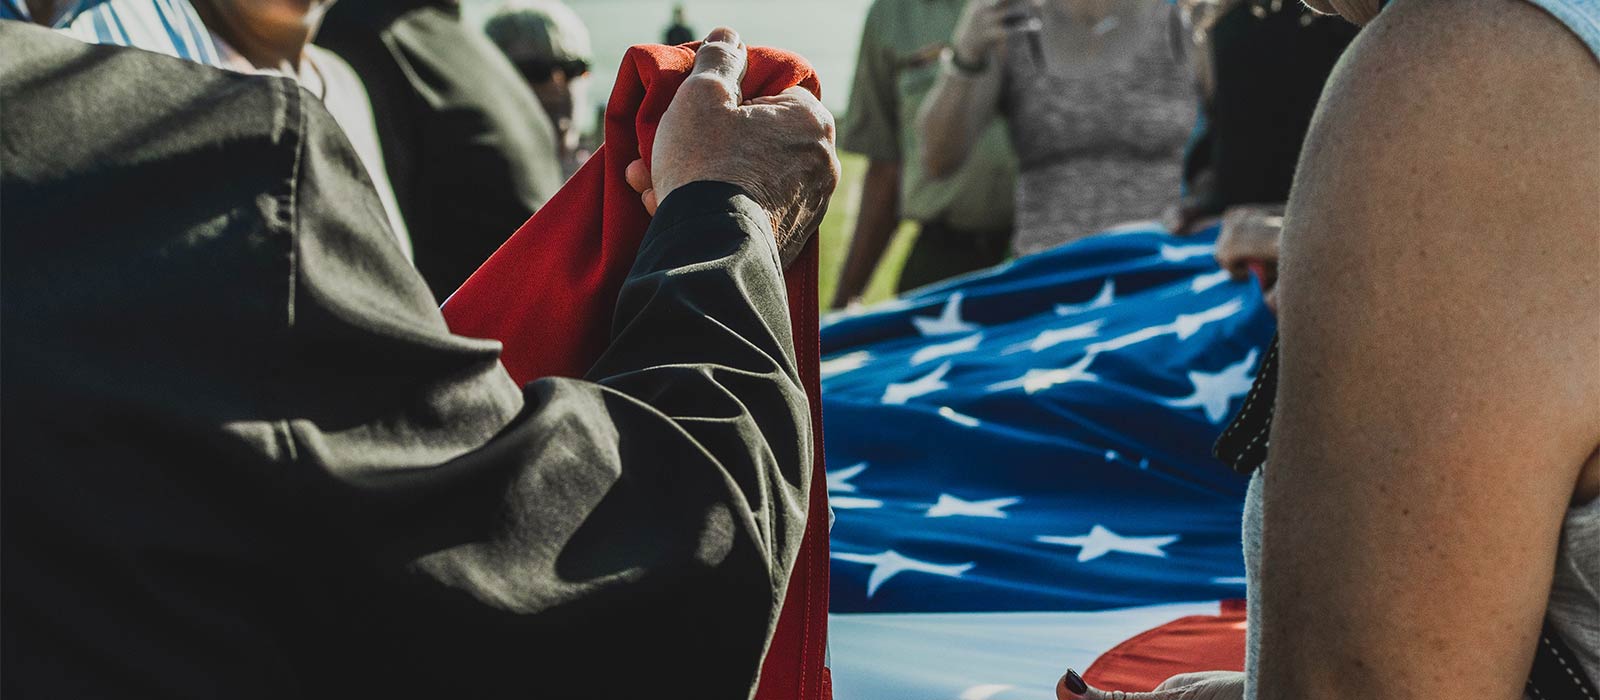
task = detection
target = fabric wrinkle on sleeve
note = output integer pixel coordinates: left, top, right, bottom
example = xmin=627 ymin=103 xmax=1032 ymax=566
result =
xmin=284 ymin=126 xmax=810 ymax=696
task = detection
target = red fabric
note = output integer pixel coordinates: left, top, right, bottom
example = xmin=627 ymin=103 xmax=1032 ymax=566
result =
xmin=1082 ymin=599 xmax=1248 ymax=692
xmin=441 ymin=43 xmax=831 ymax=700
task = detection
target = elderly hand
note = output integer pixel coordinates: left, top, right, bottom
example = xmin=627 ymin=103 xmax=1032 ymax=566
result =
xmin=1056 ymin=669 xmax=1246 ymax=700
xmin=625 ymin=28 xmax=839 ymax=267
xmin=1213 ymin=203 xmax=1284 ymax=313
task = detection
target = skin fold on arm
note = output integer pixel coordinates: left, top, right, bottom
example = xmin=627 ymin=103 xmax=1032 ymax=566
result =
xmin=1259 ymin=1 xmax=1600 ymax=699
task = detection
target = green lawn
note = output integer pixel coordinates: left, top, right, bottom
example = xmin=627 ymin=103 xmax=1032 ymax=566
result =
xmin=815 ymin=152 xmax=919 ymax=309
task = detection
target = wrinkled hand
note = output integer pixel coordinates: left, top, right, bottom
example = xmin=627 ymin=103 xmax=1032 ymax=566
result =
xmin=1213 ymin=203 xmax=1284 ymax=313
xmin=952 ymin=0 xmax=1040 ymax=67
xmin=625 ymin=28 xmax=839 ymax=267
xmin=1056 ymin=669 xmax=1246 ymax=700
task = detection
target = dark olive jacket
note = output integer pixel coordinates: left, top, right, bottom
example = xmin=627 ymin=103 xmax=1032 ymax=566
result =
xmin=0 ymin=21 xmax=809 ymax=700
xmin=316 ymin=0 xmax=567 ymax=302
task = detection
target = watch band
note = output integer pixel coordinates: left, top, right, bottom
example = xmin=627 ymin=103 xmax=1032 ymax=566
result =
xmin=940 ymin=45 xmax=990 ymax=75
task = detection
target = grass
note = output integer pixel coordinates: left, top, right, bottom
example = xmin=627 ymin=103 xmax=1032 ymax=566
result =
xmin=815 ymin=152 xmax=920 ymax=309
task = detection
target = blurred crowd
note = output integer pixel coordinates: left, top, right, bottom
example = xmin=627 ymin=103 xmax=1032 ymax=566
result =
xmin=831 ymin=0 xmax=1357 ymax=310
xmin=1 ymin=0 xmax=1351 ymax=310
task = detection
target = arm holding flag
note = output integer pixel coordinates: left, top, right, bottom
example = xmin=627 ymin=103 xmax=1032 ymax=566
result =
xmin=283 ymin=33 xmax=835 ymax=698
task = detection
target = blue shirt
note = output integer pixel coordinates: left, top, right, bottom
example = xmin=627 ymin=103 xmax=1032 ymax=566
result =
xmin=1 ymin=0 xmax=222 ymax=66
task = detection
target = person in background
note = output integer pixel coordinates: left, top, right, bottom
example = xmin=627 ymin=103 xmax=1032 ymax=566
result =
xmin=3 ymin=22 xmax=838 ymax=698
xmin=1057 ymin=0 xmax=1600 ymax=697
xmin=317 ymin=0 xmax=566 ymax=303
xmin=830 ymin=0 xmax=1019 ymax=309
xmin=918 ymin=0 xmax=1192 ymax=255
xmin=1171 ymin=0 xmax=1358 ymax=313
xmin=0 ymin=0 xmax=414 ymax=261
xmin=483 ymin=0 xmax=594 ymax=178
xmin=663 ymin=3 xmax=694 ymax=45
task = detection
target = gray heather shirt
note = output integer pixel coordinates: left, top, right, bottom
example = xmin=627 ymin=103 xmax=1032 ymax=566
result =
xmin=1242 ymin=472 xmax=1600 ymax=699
xmin=999 ymin=0 xmax=1194 ymax=255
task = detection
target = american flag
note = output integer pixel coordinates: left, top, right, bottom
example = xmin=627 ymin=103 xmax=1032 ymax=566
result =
xmin=820 ymin=222 xmax=1275 ymax=699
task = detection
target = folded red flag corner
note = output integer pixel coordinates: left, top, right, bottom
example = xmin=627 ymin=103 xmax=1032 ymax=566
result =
xmin=1083 ymin=599 xmax=1248 ymax=692
xmin=441 ymin=43 xmax=831 ymax=700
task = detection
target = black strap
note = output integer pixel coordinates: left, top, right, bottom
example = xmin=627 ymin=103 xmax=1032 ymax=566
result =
xmin=1528 ymin=620 xmax=1599 ymax=700
xmin=1213 ymin=334 xmax=1278 ymax=475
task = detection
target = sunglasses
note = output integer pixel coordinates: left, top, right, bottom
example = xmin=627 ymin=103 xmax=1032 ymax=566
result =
xmin=514 ymin=59 xmax=591 ymax=83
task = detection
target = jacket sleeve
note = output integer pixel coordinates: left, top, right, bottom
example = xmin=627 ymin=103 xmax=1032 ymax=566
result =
xmin=286 ymin=93 xmax=810 ymax=699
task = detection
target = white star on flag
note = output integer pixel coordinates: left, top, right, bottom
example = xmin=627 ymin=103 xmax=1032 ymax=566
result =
xmin=1163 ymin=347 xmax=1259 ymax=423
xmin=1171 ymin=297 xmax=1245 ymax=340
xmin=937 ymin=406 xmax=981 ymax=428
xmin=832 ymin=549 xmax=976 ymax=597
xmin=821 ymin=350 xmax=873 ymax=378
xmin=1085 ymin=297 xmax=1245 ymax=354
xmin=911 ymin=333 xmax=982 ymax=365
xmin=1037 ymin=524 xmax=1179 ymax=562
xmin=1013 ymin=319 xmax=1103 ymax=353
xmin=911 ymin=292 xmax=980 ymax=336
xmin=883 ymin=361 xmax=952 ymax=404
xmin=987 ymin=352 xmax=1099 ymax=394
xmin=827 ymin=462 xmax=884 ymax=510
xmin=1159 ymin=243 xmax=1216 ymax=262
xmin=925 ymin=494 xmax=1021 ymax=519
xmin=1054 ymin=280 xmax=1115 ymax=316
xmin=1190 ymin=269 xmax=1233 ymax=293
xmin=832 ymin=495 xmax=885 ymax=510
xmin=828 ymin=462 xmax=868 ymax=492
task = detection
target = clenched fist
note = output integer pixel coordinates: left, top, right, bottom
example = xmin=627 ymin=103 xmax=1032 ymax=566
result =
xmin=625 ymin=28 xmax=840 ymax=267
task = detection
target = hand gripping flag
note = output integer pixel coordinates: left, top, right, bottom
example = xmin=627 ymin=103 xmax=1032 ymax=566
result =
xmin=442 ymin=44 xmax=831 ymax=700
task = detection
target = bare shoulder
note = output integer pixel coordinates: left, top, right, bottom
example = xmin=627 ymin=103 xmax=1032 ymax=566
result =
xmin=1279 ymin=0 xmax=1600 ymax=429
xmin=1283 ymin=0 xmax=1600 ymax=337
xmin=1300 ymin=0 xmax=1599 ymax=189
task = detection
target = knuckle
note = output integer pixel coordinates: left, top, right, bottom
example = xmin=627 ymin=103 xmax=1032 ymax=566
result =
xmin=695 ymin=42 xmax=736 ymax=62
xmin=680 ymin=74 xmax=733 ymax=101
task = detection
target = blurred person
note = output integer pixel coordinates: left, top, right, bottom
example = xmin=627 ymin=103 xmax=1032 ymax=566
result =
xmin=0 ymin=0 xmax=413 ymax=259
xmin=830 ymin=0 xmax=1019 ymax=308
xmin=1167 ymin=0 xmax=1359 ymax=312
xmin=919 ymin=0 xmax=1193 ymax=255
xmin=483 ymin=0 xmax=594 ymax=177
xmin=2 ymin=23 xmax=837 ymax=699
xmin=1055 ymin=0 xmax=1600 ymax=698
xmin=317 ymin=0 xmax=566 ymax=302
xmin=664 ymin=3 xmax=694 ymax=45
xmin=1170 ymin=0 xmax=1356 ymax=239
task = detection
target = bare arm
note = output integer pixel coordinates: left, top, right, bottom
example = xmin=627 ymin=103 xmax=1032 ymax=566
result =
xmin=830 ymin=159 xmax=902 ymax=308
xmin=919 ymin=0 xmax=1015 ymax=179
xmin=919 ymin=59 xmax=1007 ymax=179
xmin=1257 ymin=2 xmax=1600 ymax=699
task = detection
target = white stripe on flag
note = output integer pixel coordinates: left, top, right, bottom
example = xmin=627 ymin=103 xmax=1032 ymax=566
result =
xmin=829 ymin=601 xmax=1223 ymax=700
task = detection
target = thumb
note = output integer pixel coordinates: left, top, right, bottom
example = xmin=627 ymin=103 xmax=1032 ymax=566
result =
xmin=1056 ymin=669 xmax=1190 ymax=700
xmin=687 ymin=27 xmax=747 ymax=106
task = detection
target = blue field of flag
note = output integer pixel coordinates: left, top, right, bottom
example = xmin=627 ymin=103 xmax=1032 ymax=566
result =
xmin=822 ymin=222 xmax=1275 ymax=699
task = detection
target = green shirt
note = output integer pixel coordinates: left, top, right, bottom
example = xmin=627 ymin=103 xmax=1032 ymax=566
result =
xmin=839 ymin=0 xmax=1017 ymax=232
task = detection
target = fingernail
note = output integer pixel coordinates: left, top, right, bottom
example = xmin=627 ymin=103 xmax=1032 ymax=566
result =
xmin=1063 ymin=669 xmax=1088 ymax=695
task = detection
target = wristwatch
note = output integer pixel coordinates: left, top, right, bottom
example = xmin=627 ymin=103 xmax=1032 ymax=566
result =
xmin=940 ymin=45 xmax=989 ymax=75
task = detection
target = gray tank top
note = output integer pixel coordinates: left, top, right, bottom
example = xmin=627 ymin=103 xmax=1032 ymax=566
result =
xmin=1241 ymin=474 xmax=1600 ymax=699
xmin=998 ymin=0 xmax=1194 ymax=254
